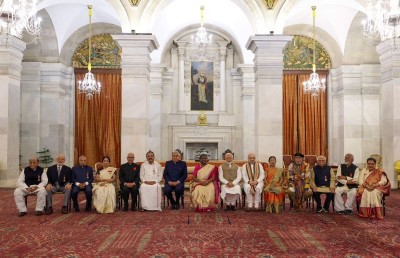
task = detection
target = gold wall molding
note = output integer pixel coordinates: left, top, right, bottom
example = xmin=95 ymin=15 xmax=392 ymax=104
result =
xmin=72 ymin=34 xmax=121 ymax=69
xmin=129 ymin=0 xmax=141 ymax=6
xmin=283 ymin=35 xmax=331 ymax=70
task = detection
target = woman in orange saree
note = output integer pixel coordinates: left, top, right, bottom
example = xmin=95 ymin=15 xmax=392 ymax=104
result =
xmin=357 ymin=157 xmax=391 ymax=220
xmin=190 ymin=153 xmax=220 ymax=212
xmin=264 ymin=156 xmax=286 ymax=213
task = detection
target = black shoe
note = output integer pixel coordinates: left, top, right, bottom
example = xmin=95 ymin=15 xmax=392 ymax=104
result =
xmin=336 ymin=210 xmax=345 ymax=215
xmin=61 ymin=206 xmax=68 ymax=214
xmin=131 ymin=203 xmax=137 ymax=211
xmin=172 ymin=204 xmax=176 ymax=210
xmin=35 ymin=211 xmax=43 ymax=216
xmin=84 ymin=207 xmax=91 ymax=212
xmin=45 ymin=207 xmax=53 ymax=215
xmin=317 ymin=208 xmax=324 ymax=213
xmin=122 ymin=207 xmax=128 ymax=212
xmin=344 ymin=210 xmax=353 ymax=215
xmin=18 ymin=212 xmax=27 ymax=217
xmin=225 ymin=205 xmax=231 ymax=211
xmin=75 ymin=208 xmax=80 ymax=212
xmin=323 ymin=208 xmax=329 ymax=213
xmin=231 ymin=205 xmax=237 ymax=211
xmin=175 ymin=204 xmax=180 ymax=210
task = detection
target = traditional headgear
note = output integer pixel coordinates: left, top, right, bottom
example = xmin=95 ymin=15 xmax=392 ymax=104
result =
xmin=294 ymin=152 xmax=304 ymax=158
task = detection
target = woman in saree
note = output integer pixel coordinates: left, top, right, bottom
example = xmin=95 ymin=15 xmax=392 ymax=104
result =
xmin=92 ymin=156 xmax=117 ymax=213
xmin=190 ymin=153 xmax=220 ymax=212
xmin=357 ymin=157 xmax=391 ymax=220
xmin=264 ymin=156 xmax=286 ymax=213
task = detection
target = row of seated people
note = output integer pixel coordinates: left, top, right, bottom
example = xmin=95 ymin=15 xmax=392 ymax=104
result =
xmin=14 ymin=151 xmax=391 ymax=220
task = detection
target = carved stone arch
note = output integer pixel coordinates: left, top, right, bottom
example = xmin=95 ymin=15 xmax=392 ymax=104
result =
xmin=160 ymin=24 xmax=244 ymax=65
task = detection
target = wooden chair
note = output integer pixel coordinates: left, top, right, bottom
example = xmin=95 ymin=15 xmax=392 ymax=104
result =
xmin=305 ymin=155 xmax=317 ymax=167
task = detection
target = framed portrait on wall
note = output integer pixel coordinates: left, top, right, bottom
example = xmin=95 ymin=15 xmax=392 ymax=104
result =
xmin=191 ymin=61 xmax=213 ymax=111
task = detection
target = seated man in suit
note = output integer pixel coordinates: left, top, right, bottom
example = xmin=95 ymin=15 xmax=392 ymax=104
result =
xmin=14 ymin=157 xmax=48 ymax=216
xmin=310 ymin=156 xmax=335 ymax=213
xmin=164 ymin=151 xmax=187 ymax=209
xmin=45 ymin=154 xmax=72 ymax=214
xmin=119 ymin=153 xmax=140 ymax=211
xmin=71 ymin=155 xmax=94 ymax=212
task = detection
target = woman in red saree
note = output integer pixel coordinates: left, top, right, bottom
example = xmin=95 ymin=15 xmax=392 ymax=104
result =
xmin=357 ymin=157 xmax=391 ymax=219
xmin=190 ymin=153 xmax=220 ymax=212
xmin=264 ymin=156 xmax=286 ymax=213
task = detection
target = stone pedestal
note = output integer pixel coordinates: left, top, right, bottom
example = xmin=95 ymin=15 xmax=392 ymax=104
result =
xmin=376 ymin=40 xmax=400 ymax=189
xmin=112 ymin=34 xmax=159 ymax=162
xmin=0 ymin=36 xmax=26 ymax=187
xmin=246 ymin=35 xmax=292 ymax=165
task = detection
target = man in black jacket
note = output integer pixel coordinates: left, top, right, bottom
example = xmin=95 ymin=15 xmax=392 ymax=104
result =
xmin=119 ymin=153 xmax=140 ymax=211
xmin=45 ymin=154 xmax=72 ymax=214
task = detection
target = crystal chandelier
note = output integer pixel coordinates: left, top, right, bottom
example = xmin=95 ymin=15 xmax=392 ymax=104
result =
xmin=78 ymin=5 xmax=101 ymax=100
xmin=303 ymin=6 xmax=326 ymax=97
xmin=191 ymin=5 xmax=212 ymax=55
xmin=362 ymin=0 xmax=400 ymax=41
xmin=0 ymin=0 xmax=41 ymax=46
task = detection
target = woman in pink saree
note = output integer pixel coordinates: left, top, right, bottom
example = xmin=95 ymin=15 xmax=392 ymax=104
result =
xmin=357 ymin=157 xmax=391 ymax=220
xmin=190 ymin=153 xmax=220 ymax=212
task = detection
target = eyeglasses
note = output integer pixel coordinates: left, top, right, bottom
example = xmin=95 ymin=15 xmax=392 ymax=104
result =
xmin=127 ymin=156 xmax=134 ymax=158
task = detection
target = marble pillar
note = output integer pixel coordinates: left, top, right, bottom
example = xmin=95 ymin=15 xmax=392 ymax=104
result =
xmin=246 ymin=35 xmax=292 ymax=165
xmin=218 ymin=41 xmax=228 ymax=112
xmin=176 ymin=41 xmax=186 ymax=112
xmin=376 ymin=40 xmax=400 ymax=189
xmin=20 ymin=63 xmax=74 ymax=168
xmin=329 ymin=65 xmax=381 ymax=167
xmin=0 ymin=36 xmax=25 ymax=187
xmin=112 ymin=34 xmax=159 ymax=162
xmin=237 ymin=64 xmax=255 ymax=159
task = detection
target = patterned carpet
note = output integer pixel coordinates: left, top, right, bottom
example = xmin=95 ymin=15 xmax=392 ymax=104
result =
xmin=1 ymin=189 xmax=399 ymax=257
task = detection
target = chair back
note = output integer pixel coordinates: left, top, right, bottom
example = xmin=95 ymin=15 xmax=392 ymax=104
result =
xmin=283 ymin=155 xmax=292 ymax=169
xmin=305 ymin=155 xmax=317 ymax=167
xmin=370 ymin=154 xmax=383 ymax=169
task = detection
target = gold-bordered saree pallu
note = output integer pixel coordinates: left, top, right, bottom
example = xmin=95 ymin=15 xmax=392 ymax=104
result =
xmin=264 ymin=167 xmax=285 ymax=213
xmin=190 ymin=164 xmax=219 ymax=212
xmin=357 ymin=169 xmax=391 ymax=220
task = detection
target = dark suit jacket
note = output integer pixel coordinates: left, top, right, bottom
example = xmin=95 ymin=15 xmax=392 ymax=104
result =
xmin=72 ymin=165 xmax=94 ymax=185
xmin=47 ymin=164 xmax=72 ymax=187
xmin=119 ymin=162 xmax=140 ymax=186
xmin=164 ymin=160 xmax=187 ymax=184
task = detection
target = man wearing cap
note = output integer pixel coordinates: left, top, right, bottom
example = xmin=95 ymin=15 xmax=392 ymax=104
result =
xmin=310 ymin=156 xmax=335 ymax=213
xmin=287 ymin=153 xmax=312 ymax=212
xmin=242 ymin=153 xmax=265 ymax=211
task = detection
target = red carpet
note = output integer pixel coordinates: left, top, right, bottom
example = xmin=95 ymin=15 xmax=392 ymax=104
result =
xmin=1 ymin=189 xmax=399 ymax=257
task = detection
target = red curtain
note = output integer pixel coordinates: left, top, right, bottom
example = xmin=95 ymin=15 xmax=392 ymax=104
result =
xmin=74 ymin=69 xmax=122 ymax=168
xmin=283 ymin=71 xmax=328 ymax=157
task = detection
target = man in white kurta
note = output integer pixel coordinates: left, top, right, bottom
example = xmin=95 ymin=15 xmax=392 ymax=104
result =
xmin=334 ymin=153 xmax=360 ymax=215
xmin=242 ymin=153 xmax=265 ymax=211
xmin=14 ymin=157 xmax=48 ymax=216
xmin=218 ymin=153 xmax=241 ymax=211
xmin=140 ymin=151 xmax=163 ymax=211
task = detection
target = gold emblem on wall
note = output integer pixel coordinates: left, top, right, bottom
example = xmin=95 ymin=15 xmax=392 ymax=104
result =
xmin=283 ymin=35 xmax=331 ymax=70
xmin=129 ymin=0 xmax=141 ymax=6
xmin=265 ymin=0 xmax=277 ymax=9
xmin=72 ymin=34 xmax=121 ymax=69
xmin=197 ymin=112 xmax=208 ymax=126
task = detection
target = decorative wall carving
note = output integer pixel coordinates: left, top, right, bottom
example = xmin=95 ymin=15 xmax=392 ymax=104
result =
xmin=283 ymin=35 xmax=331 ymax=70
xmin=72 ymin=34 xmax=121 ymax=69
xmin=265 ymin=0 xmax=278 ymax=9
xmin=129 ymin=0 xmax=141 ymax=6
